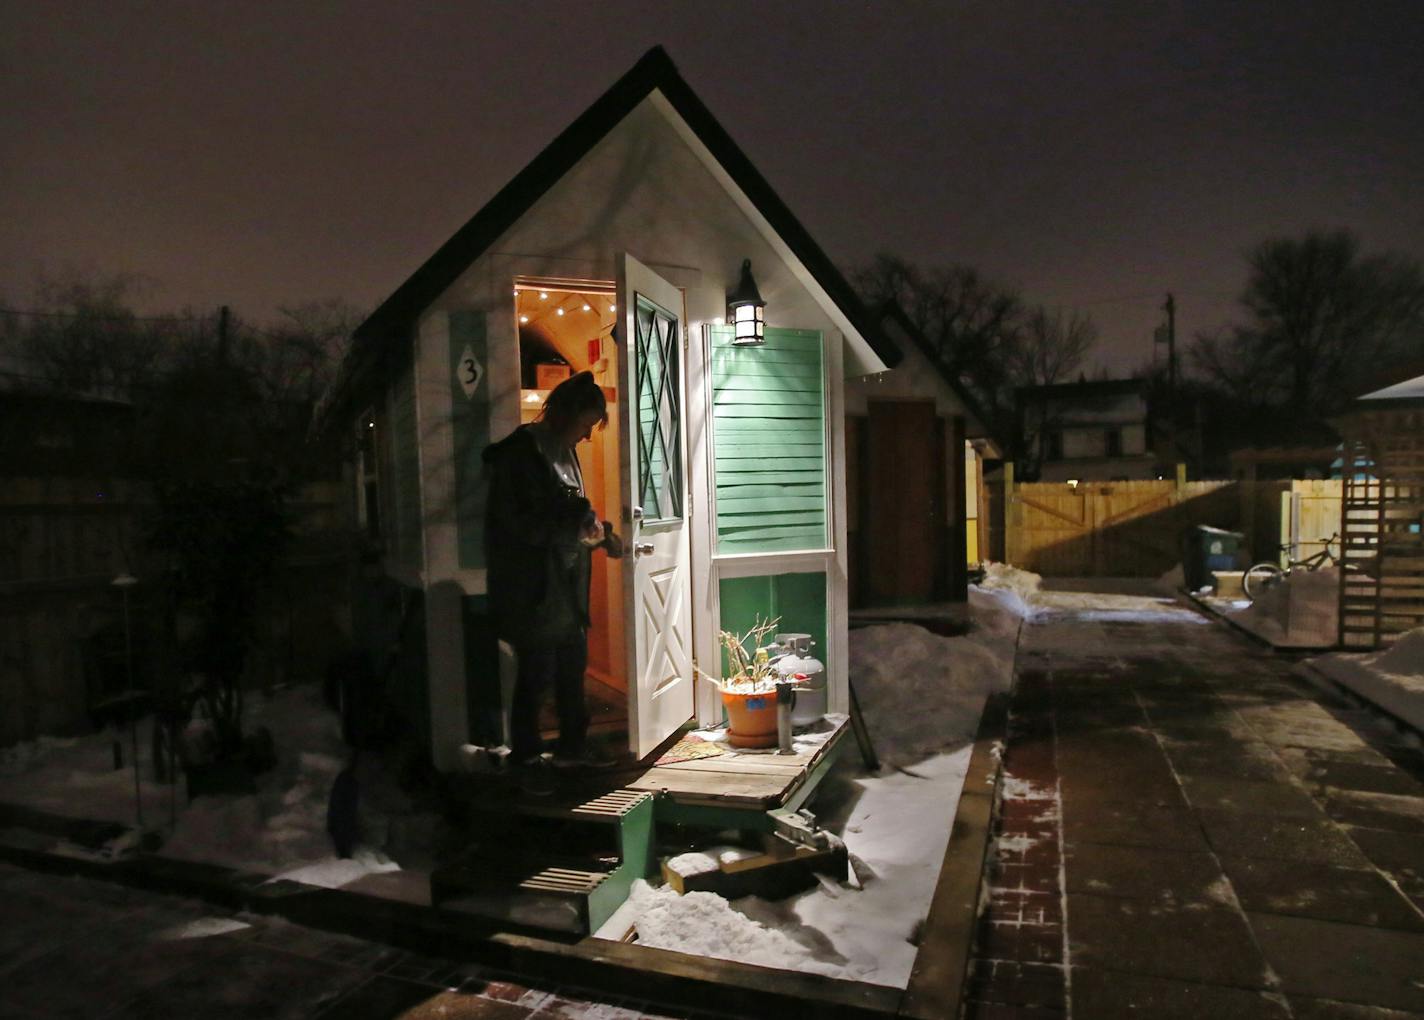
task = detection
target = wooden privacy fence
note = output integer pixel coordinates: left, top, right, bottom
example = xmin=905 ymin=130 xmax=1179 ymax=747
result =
xmin=0 ymin=478 xmax=353 ymax=746
xmin=1005 ymin=472 xmax=1239 ymax=577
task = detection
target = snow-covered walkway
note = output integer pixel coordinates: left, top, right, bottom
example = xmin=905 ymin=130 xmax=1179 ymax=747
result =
xmin=967 ymin=584 xmax=1424 ymax=1017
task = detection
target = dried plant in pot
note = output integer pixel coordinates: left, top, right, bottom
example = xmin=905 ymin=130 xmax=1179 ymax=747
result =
xmin=696 ymin=615 xmax=784 ymax=748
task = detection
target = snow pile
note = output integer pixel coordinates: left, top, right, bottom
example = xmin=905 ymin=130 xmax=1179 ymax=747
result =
xmin=1374 ymin=628 xmax=1424 ymax=675
xmin=976 ymin=561 xmax=1042 ymax=617
xmin=1155 ymin=563 xmax=1185 ymax=594
xmin=155 ymin=917 xmax=253 ymax=940
xmin=625 ymin=880 xmax=849 ymax=978
xmin=0 ymin=735 xmax=80 ymax=777
xmin=1308 ymin=625 xmax=1424 ymax=731
xmin=268 ymin=849 xmax=401 ymax=889
xmin=1234 ymin=567 xmax=1339 ymax=646
xmin=160 ymin=687 xmax=404 ymax=881
xmin=665 ymin=852 xmax=721 ymax=879
xmin=0 ymin=683 xmax=411 ymax=885
xmin=850 ymin=591 xmax=1021 ymax=769
xmin=849 ymin=628 xmax=1007 ymax=769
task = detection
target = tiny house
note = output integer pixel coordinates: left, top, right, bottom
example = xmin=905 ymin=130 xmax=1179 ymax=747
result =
xmin=320 ymin=47 xmax=899 ymax=772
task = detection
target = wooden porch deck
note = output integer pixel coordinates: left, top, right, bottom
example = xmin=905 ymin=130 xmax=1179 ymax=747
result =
xmin=621 ymin=717 xmax=851 ymax=811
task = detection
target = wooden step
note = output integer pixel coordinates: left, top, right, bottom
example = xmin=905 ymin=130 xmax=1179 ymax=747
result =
xmin=431 ymin=787 xmax=655 ymax=935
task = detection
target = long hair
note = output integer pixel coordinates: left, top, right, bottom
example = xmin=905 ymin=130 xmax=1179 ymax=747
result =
xmin=537 ymin=370 xmax=608 ymax=432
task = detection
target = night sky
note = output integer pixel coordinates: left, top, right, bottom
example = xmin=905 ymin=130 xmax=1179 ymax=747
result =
xmin=3 ymin=1 xmax=1421 ymax=371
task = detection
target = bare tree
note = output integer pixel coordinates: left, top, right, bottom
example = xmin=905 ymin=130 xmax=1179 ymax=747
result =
xmin=854 ymin=254 xmax=1098 ymax=458
xmin=1192 ymin=230 xmax=1424 ymax=411
xmin=14 ymin=269 xmax=177 ymax=399
xmin=1010 ymin=306 xmax=1098 ymax=388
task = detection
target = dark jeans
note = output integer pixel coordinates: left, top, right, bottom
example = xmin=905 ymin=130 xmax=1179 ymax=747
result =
xmin=510 ymin=637 xmax=589 ymax=762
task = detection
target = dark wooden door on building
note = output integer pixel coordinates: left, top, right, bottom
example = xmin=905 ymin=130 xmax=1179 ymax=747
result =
xmin=864 ymin=400 xmax=945 ymax=604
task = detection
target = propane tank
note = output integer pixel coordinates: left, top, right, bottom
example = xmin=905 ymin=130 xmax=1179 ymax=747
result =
xmin=773 ymin=633 xmax=826 ymax=726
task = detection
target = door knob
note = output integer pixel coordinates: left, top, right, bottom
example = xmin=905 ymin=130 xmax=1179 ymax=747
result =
xmin=631 ymin=506 xmax=644 ymax=521
xmin=634 ymin=541 xmax=655 ymax=557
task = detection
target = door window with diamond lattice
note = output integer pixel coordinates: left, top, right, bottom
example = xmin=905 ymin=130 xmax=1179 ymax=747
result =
xmin=635 ymin=294 xmax=683 ymax=522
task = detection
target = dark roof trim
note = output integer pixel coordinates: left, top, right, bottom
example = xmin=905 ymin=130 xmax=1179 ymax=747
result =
xmin=351 ymin=46 xmax=899 ymax=374
xmin=874 ymin=301 xmax=993 ymax=433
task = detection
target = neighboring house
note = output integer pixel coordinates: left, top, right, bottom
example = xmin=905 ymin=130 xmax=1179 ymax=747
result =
xmin=844 ymin=303 xmax=1003 ymax=606
xmin=1017 ymin=378 xmax=1167 ymax=482
xmin=316 ymin=47 xmax=900 ymax=771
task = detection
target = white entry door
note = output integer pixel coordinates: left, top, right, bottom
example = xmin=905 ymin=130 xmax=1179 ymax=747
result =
xmin=617 ymin=254 xmax=695 ymax=759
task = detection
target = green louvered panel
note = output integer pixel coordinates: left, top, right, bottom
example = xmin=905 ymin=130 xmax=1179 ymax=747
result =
xmin=390 ymin=364 xmax=422 ymax=567
xmin=719 ymin=572 xmax=827 ymax=677
xmin=711 ymin=326 xmax=827 ymax=552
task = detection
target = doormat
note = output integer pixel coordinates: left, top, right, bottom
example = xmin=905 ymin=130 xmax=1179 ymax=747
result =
xmin=655 ymin=734 xmax=729 ymax=766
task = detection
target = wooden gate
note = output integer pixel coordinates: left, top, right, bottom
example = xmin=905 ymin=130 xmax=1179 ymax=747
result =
xmin=1007 ymin=478 xmax=1238 ymax=577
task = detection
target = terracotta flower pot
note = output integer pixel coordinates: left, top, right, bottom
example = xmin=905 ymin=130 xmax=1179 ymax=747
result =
xmin=721 ymin=687 xmax=779 ymax=748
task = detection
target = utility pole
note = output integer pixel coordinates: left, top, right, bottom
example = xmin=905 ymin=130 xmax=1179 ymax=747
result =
xmin=1163 ymin=292 xmax=1176 ymax=396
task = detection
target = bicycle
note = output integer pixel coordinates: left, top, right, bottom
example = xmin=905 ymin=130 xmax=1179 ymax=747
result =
xmin=1241 ymin=532 xmax=1345 ymax=602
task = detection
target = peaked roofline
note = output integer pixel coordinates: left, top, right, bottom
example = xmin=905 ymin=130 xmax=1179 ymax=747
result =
xmin=873 ymin=300 xmax=1002 ymax=447
xmin=350 ymin=46 xmax=899 ymax=373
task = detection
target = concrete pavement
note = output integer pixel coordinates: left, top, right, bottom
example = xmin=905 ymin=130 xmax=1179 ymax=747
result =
xmin=965 ymin=590 xmax=1424 ymax=1019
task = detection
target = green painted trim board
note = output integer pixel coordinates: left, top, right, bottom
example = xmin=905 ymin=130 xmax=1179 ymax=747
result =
xmin=449 ymin=310 xmax=490 ymax=570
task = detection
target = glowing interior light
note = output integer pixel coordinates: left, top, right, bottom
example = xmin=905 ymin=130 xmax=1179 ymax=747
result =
xmin=609 ymin=304 xmax=616 ymax=312
xmin=513 ymin=288 xmax=519 ymax=296
xmin=519 ymin=315 xmax=529 ymax=323
xmin=582 ymin=304 xmax=591 ymax=312
xmin=556 ymin=308 xmax=564 ymax=316
xmin=524 ymin=393 xmax=540 ymax=403
xmin=539 ymin=291 xmax=548 ymax=300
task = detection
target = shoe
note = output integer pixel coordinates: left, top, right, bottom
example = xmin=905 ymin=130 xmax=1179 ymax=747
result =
xmin=515 ymin=759 xmax=556 ymax=796
xmin=550 ymin=747 xmax=619 ymax=771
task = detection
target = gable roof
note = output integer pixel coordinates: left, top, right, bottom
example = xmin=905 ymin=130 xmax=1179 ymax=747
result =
xmin=1017 ymin=378 xmax=1145 ymax=401
xmin=872 ymin=301 xmax=1002 ymax=448
xmin=351 ymin=46 xmax=898 ymax=369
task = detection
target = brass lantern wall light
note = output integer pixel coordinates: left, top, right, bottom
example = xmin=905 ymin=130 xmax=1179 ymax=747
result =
xmin=727 ymin=259 xmax=766 ymax=346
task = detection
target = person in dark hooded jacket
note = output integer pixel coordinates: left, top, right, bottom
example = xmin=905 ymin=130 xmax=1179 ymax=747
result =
xmin=482 ymin=371 xmax=623 ymax=787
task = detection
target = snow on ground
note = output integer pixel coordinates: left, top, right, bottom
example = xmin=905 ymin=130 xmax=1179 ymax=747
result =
xmin=0 ymin=683 xmax=408 ymax=886
xmin=1204 ymin=567 xmax=1340 ymax=648
xmin=977 ymin=561 xmax=1042 ymax=617
xmin=1031 ymin=589 xmax=1208 ymax=625
xmin=609 ymin=581 xmax=1027 ymax=988
xmin=1307 ymin=626 xmax=1424 ymax=731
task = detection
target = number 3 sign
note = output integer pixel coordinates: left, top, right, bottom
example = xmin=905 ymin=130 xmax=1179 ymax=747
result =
xmin=456 ymin=344 xmax=483 ymax=399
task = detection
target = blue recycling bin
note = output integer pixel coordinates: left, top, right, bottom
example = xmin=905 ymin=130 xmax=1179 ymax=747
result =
xmin=1183 ymin=526 xmax=1243 ymax=591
